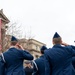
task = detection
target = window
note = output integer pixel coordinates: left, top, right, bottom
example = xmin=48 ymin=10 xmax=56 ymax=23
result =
xmin=36 ymin=45 xmax=38 ymax=50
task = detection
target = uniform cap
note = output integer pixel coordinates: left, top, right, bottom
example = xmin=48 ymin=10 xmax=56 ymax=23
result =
xmin=25 ymin=61 xmax=31 ymax=64
xmin=11 ymin=36 xmax=18 ymax=41
xmin=53 ymin=32 xmax=60 ymax=38
xmin=40 ymin=46 xmax=47 ymax=51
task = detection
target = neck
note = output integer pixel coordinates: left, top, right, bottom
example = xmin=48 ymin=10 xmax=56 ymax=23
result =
xmin=10 ymin=45 xmax=17 ymax=48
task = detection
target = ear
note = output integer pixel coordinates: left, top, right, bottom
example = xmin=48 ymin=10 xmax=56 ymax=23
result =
xmin=60 ymin=39 xmax=63 ymax=44
xmin=52 ymin=39 xmax=54 ymax=45
xmin=16 ymin=43 xmax=19 ymax=45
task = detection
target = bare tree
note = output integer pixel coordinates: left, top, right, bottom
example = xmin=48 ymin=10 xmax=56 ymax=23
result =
xmin=23 ymin=26 xmax=35 ymax=39
xmin=5 ymin=22 xmax=22 ymax=38
xmin=23 ymin=26 xmax=35 ymax=49
xmin=3 ymin=22 xmax=35 ymax=51
xmin=3 ymin=22 xmax=22 ymax=51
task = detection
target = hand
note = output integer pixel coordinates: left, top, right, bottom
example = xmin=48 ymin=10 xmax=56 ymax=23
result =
xmin=16 ymin=44 xmax=24 ymax=50
xmin=61 ymin=42 xmax=69 ymax=46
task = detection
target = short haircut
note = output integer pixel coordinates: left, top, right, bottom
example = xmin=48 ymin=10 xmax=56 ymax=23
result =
xmin=41 ymin=50 xmax=44 ymax=54
xmin=40 ymin=46 xmax=47 ymax=54
xmin=53 ymin=37 xmax=62 ymax=44
xmin=11 ymin=41 xmax=18 ymax=46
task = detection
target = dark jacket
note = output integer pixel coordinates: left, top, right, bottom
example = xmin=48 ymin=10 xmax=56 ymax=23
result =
xmin=24 ymin=67 xmax=33 ymax=75
xmin=72 ymin=56 xmax=75 ymax=69
xmin=3 ymin=47 xmax=33 ymax=75
xmin=0 ymin=55 xmax=5 ymax=75
xmin=33 ymin=55 xmax=45 ymax=75
xmin=44 ymin=44 xmax=75 ymax=75
xmin=70 ymin=45 xmax=75 ymax=69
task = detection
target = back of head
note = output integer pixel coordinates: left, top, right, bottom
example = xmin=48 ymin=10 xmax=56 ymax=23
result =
xmin=25 ymin=61 xmax=32 ymax=68
xmin=11 ymin=36 xmax=18 ymax=46
xmin=40 ymin=46 xmax=47 ymax=54
xmin=25 ymin=61 xmax=31 ymax=64
xmin=53 ymin=32 xmax=62 ymax=45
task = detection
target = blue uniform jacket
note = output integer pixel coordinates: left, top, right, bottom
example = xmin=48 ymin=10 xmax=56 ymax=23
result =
xmin=72 ymin=56 xmax=75 ymax=69
xmin=44 ymin=44 xmax=75 ymax=75
xmin=71 ymin=45 xmax=75 ymax=69
xmin=0 ymin=55 xmax=5 ymax=75
xmin=33 ymin=55 xmax=45 ymax=75
xmin=24 ymin=67 xmax=33 ymax=75
xmin=3 ymin=47 xmax=33 ymax=75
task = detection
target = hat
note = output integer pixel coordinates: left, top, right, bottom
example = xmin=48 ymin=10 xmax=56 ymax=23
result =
xmin=40 ymin=46 xmax=47 ymax=51
xmin=25 ymin=61 xmax=31 ymax=64
xmin=11 ymin=36 xmax=18 ymax=41
xmin=53 ymin=32 xmax=60 ymax=38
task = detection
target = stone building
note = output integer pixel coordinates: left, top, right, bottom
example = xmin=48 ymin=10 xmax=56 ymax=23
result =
xmin=0 ymin=9 xmax=10 ymax=53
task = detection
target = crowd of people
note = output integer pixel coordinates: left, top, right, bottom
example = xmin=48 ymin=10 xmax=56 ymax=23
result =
xmin=0 ymin=32 xmax=75 ymax=75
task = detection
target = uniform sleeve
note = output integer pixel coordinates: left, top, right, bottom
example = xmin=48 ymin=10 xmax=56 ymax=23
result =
xmin=72 ymin=57 xmax=75 ymax=68
xmin=21 ymin=50 xmax=34 ymax=60
xmin=44 ymin=51 xmax=51 ymax=75
xmin=0 ymin=55 xmax=6 ymax=75
xmin=70 ymin=45 xmax=75 ymax=56
xmin=32 ymin=61 xmax=38 ymax=75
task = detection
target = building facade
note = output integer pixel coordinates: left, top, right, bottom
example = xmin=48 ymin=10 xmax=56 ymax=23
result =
xmin=0 ymin=9 xmax=10 ymax=53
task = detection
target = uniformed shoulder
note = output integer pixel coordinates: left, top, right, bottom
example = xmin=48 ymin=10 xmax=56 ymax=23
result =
xmin=0 ymin=55 xmax=3 ymax=62
xmin=3 ymin=48 xmax=23 ymax=55
xmin=44 ymin=48 xmax=51 ymax=53
xmin=34 ymin=56 xmax=44 ymax=63
xmin=64 ymin=45 xmax=74 ymax=53
xmin=35 ymin=58 xmax=40 ymax=62
xmin=34 ymin=58 xmax=44 ymax=67
xmin=65 ymin=45 xmax=73 ymax=49
xmin=70 ymin=45 xmax=75 ymax=50
xmin=3 ymin=49 xmax=9 ymax=54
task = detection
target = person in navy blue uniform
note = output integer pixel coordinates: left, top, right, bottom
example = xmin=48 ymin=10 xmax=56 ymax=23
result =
xmin=68 ymin=44 xmax=75 ymax=69
xmin=33 ymin=45 xmax=47 ymax=75
xmin=71 ymin=45 xmax=75 ymax=69
xmin=24 ymin=61 xmax=33 ymax=75
xmin=3 ymin=36 xmax=34 ymax=75
xmin=0 ymin=54 xmax=5 ymax=75
xmin=72 ymin=56 xmax=75 ymax=69
xmin=44 ymin=32 xmax=75 ymax=75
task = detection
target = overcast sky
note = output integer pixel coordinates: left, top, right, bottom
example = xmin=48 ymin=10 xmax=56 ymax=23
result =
xmin=0 ymin=0 xmax=75 ymax=48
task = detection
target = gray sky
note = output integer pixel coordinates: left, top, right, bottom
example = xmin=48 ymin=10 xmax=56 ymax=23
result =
xmin=0 ymin=0 xmax=75 ymax=47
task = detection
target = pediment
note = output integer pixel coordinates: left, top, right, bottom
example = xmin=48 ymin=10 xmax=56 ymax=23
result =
xmin=0 ymin=9 xmax=10 ymax=24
